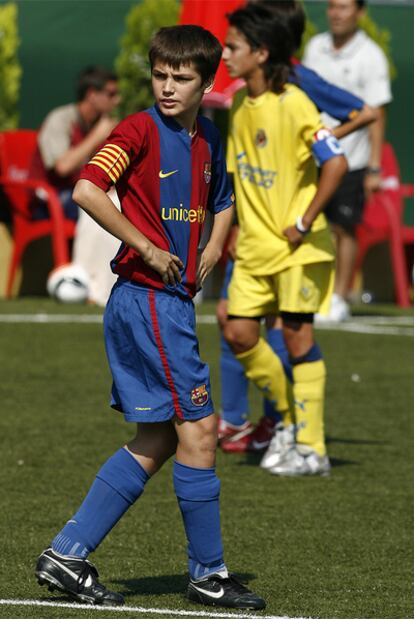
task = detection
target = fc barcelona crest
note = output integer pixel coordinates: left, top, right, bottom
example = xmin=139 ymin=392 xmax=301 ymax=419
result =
xmin=191 ymin=384 xmax=209 ymax=406
xmin=255 ymin=129 xmax=267 ymax=148
xmin=203 ymin=162 xmax=212 ymax=184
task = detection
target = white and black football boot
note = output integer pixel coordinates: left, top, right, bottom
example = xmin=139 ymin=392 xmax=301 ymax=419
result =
xmin=35 ymin=548 xmax=124 ymax=606
xmin=187 ymin=572 xmax=266 ymax=609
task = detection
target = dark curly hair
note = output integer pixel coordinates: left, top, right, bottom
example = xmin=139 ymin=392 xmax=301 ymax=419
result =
xmin=227 ymin=3 xmax=294 ymax=93
xmin=253 ymin=1 xmax=305 ymax=51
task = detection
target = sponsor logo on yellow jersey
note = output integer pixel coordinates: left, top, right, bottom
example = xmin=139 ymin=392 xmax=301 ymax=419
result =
xmin=237 ymin=152 xmax=277 ymax=189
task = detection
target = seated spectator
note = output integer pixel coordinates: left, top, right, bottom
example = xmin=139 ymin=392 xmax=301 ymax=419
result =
xmin=30 ymin=66 xmax=121 ymax=305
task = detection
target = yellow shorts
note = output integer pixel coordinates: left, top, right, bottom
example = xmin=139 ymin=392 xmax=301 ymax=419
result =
xmin=227 ymin=261 xmax=334 ymax=317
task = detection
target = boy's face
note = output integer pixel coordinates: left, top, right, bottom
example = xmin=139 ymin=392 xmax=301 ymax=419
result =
xmin=151 ymin=62 xmax=212 ymax=122
xmin=223 ymin=26 xmax=266 ymax=81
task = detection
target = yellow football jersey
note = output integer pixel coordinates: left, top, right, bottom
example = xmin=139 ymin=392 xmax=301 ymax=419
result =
xmin=227 ymin=84 xmax=335 ymax=275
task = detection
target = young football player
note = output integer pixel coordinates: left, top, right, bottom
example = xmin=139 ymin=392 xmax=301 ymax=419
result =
xmin=218 ymin=0 xmax=376 ymax=458
xmin=222 ymin=3 xmax=348 ymax=476
xmin=35 ymin=25 xmax=265 ymax=611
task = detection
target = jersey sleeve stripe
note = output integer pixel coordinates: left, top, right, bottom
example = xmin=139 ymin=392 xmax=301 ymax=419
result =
xmin=94 ymin=150 xmax=127 ymax=173
xmin=89 ymin=144 xmax=130 ymax=168
xmin=88 ymin=144 xmax=130 ymax=182
xmin=92 ymin=159 xmax=123 ymax=181
xmin=102 ymin=144 xmax=130 ymax=168
xmin=93 ymin=154 xmax=125 ymax=178
xmin=88 ymin=160 xmax=118 ymax=182
xmin=90 ymin=154 xmax=124 ymax=177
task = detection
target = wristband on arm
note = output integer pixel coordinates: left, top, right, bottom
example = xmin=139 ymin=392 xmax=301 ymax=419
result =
xmin=295 ymin=216 xmax=311 ymax=235
xmin=366 ymin=167 xmax=381 ymax=175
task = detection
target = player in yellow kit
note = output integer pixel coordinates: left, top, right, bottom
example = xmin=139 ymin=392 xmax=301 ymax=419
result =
xmin=223 ymin=3 xmax=348 ymax=475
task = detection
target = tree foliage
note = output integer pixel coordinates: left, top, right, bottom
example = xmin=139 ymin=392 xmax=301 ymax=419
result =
xmin=297 ymin=2 xmax=318 ymax=60
xmin=115 ymin=0 xmax=179 ymax=117
xmin=0 ymin=2 xmax=21 ymax=130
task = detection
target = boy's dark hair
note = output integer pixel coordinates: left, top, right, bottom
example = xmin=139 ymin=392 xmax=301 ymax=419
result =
xmin=149 ymin=25 xmax=222 ymax=85
xmin=227 ymin=4 xmax=294 ymax=93
xmin=253 ymin=1 xmax=305 ymax=51
xmin=356 ymin=0 xmax=366 ymax=7
xmin=76 ymin=66 xmax=117 ymax=102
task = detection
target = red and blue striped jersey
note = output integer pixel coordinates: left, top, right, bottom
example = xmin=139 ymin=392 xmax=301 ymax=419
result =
xmin=79 ymin=105 xmax=233 ymax=298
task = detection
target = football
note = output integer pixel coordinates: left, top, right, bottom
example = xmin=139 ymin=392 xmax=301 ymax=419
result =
xmin=46 ymin=263 xmax=90 ymax=304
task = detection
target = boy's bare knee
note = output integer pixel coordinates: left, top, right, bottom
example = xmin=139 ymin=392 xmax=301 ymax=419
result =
xmin=283 ymin=322 xmax=314 ymax=359
xmin=224 ymin=321 xmax=258 ymax=354
xmin=174 ymin=414 xmax=218 ymax=467
xmin=127 ymin=422 xmax=177 ymax=474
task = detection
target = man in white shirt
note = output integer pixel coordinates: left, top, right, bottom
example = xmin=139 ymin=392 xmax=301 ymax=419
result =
xmin=304 ymin=0 xmax=392 ymax=321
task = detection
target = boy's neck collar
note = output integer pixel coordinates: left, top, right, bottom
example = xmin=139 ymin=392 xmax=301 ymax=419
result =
xmin=154 ymin=105 xmax=198 ymax=137
xmin=245 ymin=73 xmax=270 ymax=98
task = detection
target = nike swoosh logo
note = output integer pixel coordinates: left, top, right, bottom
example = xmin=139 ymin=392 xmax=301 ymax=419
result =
xmin=159 ymin=169 xmax=178 ymax=178
xmin=191 ymin=584 xmax=224 ymax=599
xmin=251 ymin=440 xmax=270 ymax=450
xmin=47 ymin=555 xmax=90 ymax=583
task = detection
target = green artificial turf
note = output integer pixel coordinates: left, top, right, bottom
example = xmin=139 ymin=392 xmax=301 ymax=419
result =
xmin=0 ymin=299 xmax=413 ymax=619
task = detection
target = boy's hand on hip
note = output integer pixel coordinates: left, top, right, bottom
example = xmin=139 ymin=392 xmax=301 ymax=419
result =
xmin=142 ymin=245 xmax=183 ymax=286
xmin=283 ymin=225 xmax=304 ymax=250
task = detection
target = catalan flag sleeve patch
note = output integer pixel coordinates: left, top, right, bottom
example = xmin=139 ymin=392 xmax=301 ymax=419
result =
xmin=88 ymin=144 xmax=130 ymax=183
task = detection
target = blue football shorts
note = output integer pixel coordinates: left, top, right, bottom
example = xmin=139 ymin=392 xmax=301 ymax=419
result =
xmin=104 ymin=279 xmax=214 ymax=422
xmin=219 ymin=258 xmax=235 ymax=300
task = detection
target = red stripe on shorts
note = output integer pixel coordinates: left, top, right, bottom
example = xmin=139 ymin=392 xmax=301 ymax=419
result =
xmin=148 ymin=289 xmax=184 ymax=419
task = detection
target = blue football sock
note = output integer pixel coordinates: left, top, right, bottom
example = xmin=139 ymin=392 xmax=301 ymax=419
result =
xmin=173 ymin=461 xmax=225 ymax=580
xmin=263 ymin=328 xmax=293 ymax=422
xmin=290 ymin=342 xmax=323 ymax=365
xmin=266 ymin=327 xmax=293 ymax=382
xmin=52 ymin=447 xmax=149 ymax=558
xmin=220 ymin=334 xmax=249 ymax=426
xmin=263 ymin=398 xmax=283 ymax=422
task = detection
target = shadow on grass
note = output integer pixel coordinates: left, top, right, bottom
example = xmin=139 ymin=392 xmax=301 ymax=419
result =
xmin=238 ymin=453 xmax=263 ymax=466
xmin=113 ymin=572 xmax=258 ymax=598
xmin=233 ymin=434 xmax=387 ymax=467
xmin=329 ymin=457 xmax=358 ymax=467
xmin=326 ymin=435 xmax=388 ymax=445
xmin=234 ymin=452 xmax=359 ymax=468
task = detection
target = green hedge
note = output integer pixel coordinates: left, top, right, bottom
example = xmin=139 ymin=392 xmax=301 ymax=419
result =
xmin=116 ymin=0 xmax=179 ymax=117
xmin=0 ymin=2 xmax=21 ymax=130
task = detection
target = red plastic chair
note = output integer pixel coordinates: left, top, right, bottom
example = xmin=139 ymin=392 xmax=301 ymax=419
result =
xmin=354 ymin=143 xmax=414 ymax=307
xmin=0 ymin=130 xmax=76 ymax=297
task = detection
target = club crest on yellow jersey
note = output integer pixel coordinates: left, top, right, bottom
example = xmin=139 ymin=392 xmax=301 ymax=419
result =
xmin=255 ymin=129 xmax=267 ymax=148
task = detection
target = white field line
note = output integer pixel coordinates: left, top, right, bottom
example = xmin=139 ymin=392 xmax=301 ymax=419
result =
xmin=314 ymin=322 xmax=414 ymax=336
xmin=0 ymin=313 xmax=104 ymax=323
xmin=351 ymin=315 xmax=414 ymax=325
xmin=0 ymin=598 xmax=313 ymax=619
xmin=1 ymin=312 xmax=414 ymax=336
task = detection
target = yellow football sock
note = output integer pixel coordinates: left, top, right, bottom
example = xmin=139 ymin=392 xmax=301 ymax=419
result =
xmin=236 ymin=338 xmax=294 ymax=426
xmin=293 ymin=359 xmax=327 ymax=456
